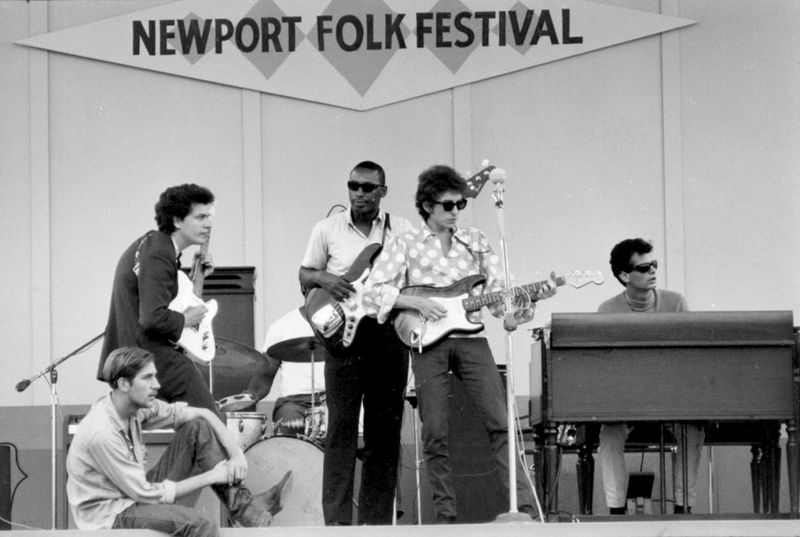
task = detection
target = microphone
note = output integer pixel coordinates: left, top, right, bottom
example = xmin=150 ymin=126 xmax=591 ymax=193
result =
xmin=489 ymin=167 xmax=507 ymax=185
xmin=489 ymin=168 xmax=507 ymax=209
xmin=16 ymin=379 xmax=30 ymax=392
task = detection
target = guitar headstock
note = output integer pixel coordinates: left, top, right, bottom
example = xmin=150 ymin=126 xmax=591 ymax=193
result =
xmin=562 ymin=271 xmax=605 ymax=288
xmin=464 ymin=162 xmax=496 ymax=199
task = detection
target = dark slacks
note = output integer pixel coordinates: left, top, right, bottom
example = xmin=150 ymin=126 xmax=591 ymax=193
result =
xmin=151 ymin=347 xmax=220 ymax=418
xmin=322 ymin=320 xmax=409 ymax=525
xmin=413 ymin=337 xmax=534 ymax=520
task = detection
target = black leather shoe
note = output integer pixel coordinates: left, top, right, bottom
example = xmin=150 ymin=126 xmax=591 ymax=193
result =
xmin=228 ymin=471 xmax=293 ymax=527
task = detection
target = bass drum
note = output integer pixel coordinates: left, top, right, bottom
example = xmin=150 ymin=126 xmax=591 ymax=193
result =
xmin=242 ymin=436 xmax=324 ymax=526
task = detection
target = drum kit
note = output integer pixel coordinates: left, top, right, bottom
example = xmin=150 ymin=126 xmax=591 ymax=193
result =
xmin=203 ymin=334 xmax=327 ymax=526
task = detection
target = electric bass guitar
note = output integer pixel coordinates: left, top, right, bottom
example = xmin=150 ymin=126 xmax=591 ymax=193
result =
xmin=168 ymin=239 xmax=218 ymax=363
xmin=393 ymin=271 xmax=604 ymax=350
xmin=304 ymin=164 xmax=497 ymax=353
xmin=305 ymin=243 xmax=382 ymax=354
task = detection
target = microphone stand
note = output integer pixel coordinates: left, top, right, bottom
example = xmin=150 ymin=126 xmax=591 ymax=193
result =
xmin=490 ymin=170 xmax=536 ymax=523
xmin=15 ymin=332 xmax=104 ymax=529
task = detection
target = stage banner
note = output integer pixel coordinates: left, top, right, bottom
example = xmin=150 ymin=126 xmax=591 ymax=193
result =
xmin=16 ymin=0 xmax=694 ymax=110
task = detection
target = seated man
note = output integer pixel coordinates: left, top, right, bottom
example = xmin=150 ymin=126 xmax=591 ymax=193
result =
xmin=261 ymin=306 xmax=327 ymax=436
xmin=597 ymin=238 xmax=704 ymax=514
xmin=67 ymin=346 xmax=285 ymax=536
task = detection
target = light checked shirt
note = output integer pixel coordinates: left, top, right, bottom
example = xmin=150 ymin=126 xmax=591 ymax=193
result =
xmin=301 ymin=208 xmax=414 ymax=277
xmin=66 ymin=395 xmax=187 ymax=529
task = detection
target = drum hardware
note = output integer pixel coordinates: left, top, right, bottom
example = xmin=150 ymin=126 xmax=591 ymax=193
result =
xmin=405 ymin=386 xmax=423 ymax=525
xmin=303 ymin=402 xmax=328 ymax=442
xmin=266 ymin=334 xmax=326 ymax=444
xmin=217 ymin=393 xmax=256 ymax=413
xmin=225 ymin=412 xmax=272 ymax=451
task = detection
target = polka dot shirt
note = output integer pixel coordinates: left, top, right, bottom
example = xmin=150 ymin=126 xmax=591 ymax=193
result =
xmin=363 ymin=222 xmax=506 ymax=324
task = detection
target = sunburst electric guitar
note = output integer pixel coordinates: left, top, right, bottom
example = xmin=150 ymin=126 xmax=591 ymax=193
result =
xmin=306 ymin=163 xmax=497 ymax=353
xmin=168 ymin=239 xmax=218 ymax=363
xmin=393 ymin=271 xmax=604 ymax=350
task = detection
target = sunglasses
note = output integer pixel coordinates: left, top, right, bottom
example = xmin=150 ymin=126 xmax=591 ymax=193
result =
xmin=629 ymin=260 xmax=658 ymax=273
xmin=432 ymin=199 xmax=468 ymax=211
xmin=347 ymin=181 xmax=383 ymax=193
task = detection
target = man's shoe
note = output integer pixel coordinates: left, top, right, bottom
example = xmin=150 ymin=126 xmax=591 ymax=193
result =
xmin=228 ymin=472 xmax=292 ymax=527
xmin=261 ymin=471 xmax=293 ymax=516
xmin=609 ymin=506 xmax=627 ymax=515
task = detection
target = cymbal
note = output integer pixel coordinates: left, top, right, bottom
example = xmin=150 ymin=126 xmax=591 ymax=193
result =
xmin=266 ymin=336 xmax=325 ymax=363
xmin=196 ymin=337 xmax=269 ymax=402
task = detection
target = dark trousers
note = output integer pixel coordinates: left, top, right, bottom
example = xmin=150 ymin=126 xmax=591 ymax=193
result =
xmin=413 ymin=337 xmax=534 ymax=520
xmin=153 ymin=347 xmax=220 ymax=418
xmin=322 ymin=321 xmax=409 ymax=525
xmin=113 ymin=419 xmax=228 ymax=537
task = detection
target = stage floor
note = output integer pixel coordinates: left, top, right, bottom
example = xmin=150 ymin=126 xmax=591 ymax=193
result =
xmin=4 ymin=519 xmax=800 ymax=537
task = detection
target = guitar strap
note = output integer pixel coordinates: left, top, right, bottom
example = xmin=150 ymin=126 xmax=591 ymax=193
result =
xmin=132 ymin=231 xmax=156 ymax=277
xmin=380 ymin=213 xmax=391 ymax=248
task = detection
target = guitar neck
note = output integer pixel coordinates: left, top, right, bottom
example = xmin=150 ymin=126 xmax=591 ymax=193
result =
xmin=462 ymin=275 xmax=566 ymax=312
xmin=192 ymin=239 xmax=209 ymax=297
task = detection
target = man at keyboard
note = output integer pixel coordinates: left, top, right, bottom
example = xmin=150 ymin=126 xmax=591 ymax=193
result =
xmin=597 ymin=238 xmax=704 ymax=515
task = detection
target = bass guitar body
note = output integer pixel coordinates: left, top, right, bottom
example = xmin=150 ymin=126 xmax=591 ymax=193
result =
xmin=305 ymin=243 xmax=383 ymax=354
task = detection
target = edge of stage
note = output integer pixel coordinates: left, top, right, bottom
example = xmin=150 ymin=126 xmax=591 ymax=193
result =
xmin=4 ymin=518 xmax=800 ymax=537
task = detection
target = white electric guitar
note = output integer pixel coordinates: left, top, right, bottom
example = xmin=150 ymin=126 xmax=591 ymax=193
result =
xmin=169 ymin=239 xmax=217 ymax=363
xmin=393 ymin=271 xmax=604 ymax=350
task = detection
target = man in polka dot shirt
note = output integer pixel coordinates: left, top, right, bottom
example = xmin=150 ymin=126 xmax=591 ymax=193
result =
xmin=363 ymin=164 xmax=556 ymax=523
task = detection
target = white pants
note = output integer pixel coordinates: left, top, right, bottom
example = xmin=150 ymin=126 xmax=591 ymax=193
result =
xmin=598 ymin=423 xmax=705 ymax=508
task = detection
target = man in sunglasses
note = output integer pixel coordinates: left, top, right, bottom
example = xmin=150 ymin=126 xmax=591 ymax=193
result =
xmin=363 ymin=164 xmax=556 ymax=523
xmin=299 ymin=160 xmax=414 ymax=525
xmin=597 ymin=238 xmax=704 ymax=515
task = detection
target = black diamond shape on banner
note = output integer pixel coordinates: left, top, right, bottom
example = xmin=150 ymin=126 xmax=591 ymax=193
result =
xmin=168 ymin=12 xmax=209 ymax=65
xmin=419 ymin=0 xmax=480 ymax=74
xmin=242 ymin=0 xmax=306 ymax=81
xmin=493 ymin=2 xmax=540 ymax=55
xmin=309 ymin=0 xmax=409 ymax=96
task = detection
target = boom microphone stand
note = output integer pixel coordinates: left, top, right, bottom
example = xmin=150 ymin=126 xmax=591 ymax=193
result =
xmin=15 ymin=332 xmax=104 ymax=529
xmin=489 ymin=169 xmax=541 ymax=523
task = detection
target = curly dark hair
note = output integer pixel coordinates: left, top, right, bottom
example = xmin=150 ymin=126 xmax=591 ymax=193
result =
xmin=415 ymin=165 xmax=467 ymax=220
xmin=609 ymin=238 xmax=653 ymax=286
xmin=154 ymin=184 xmax=215 ymax=233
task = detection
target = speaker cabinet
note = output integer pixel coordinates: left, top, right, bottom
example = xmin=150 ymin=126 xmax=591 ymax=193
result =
xmin=196 ymin=266 xmax=256 ymax=347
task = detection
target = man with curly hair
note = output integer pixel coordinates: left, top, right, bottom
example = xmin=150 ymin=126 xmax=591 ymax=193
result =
xmin=363 ymin=164 xmax=555 ymax=523
xmin=97 ymin=184 xmax=218 ymax=415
